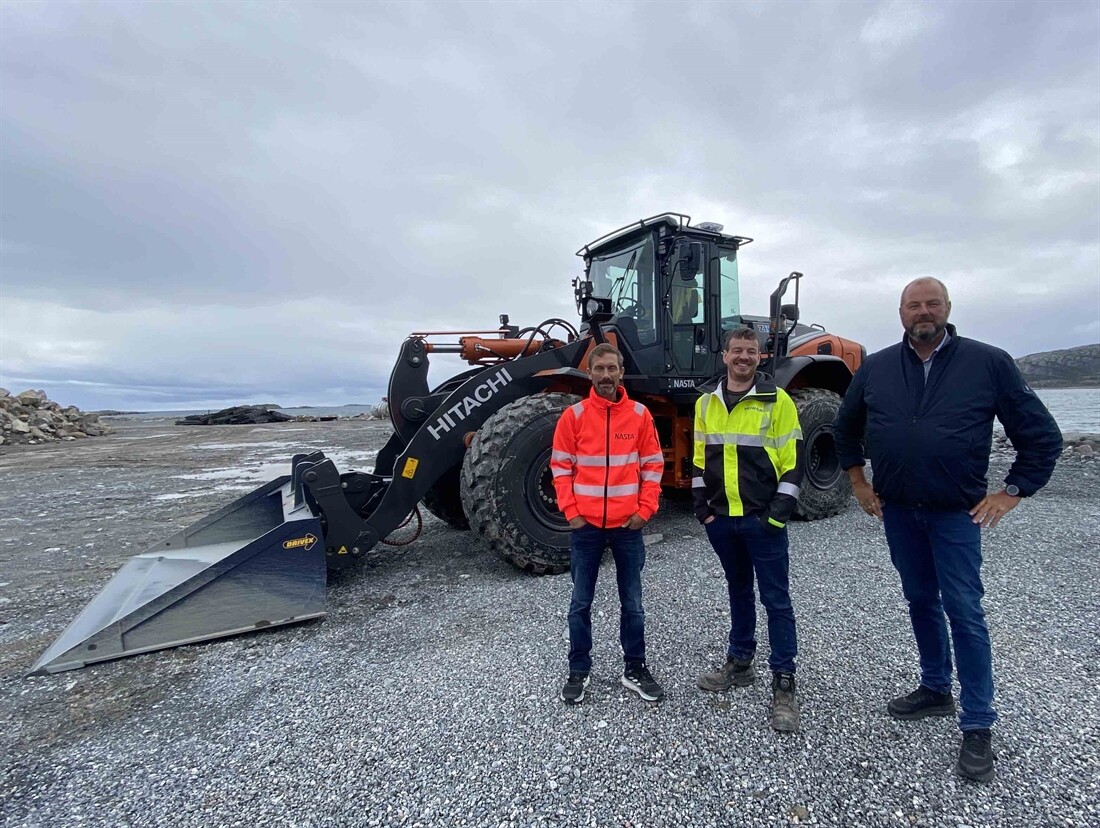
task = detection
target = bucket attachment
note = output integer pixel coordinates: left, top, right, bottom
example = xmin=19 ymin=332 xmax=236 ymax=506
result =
xmin=29 ymin=474 xmax=327 ymax=675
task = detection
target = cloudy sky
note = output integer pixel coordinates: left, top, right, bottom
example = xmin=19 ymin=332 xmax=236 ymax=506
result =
xmin=2 ymin=0 xmax=1098 ymax=411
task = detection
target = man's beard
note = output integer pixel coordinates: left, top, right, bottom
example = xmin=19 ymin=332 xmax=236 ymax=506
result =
xmin=908 ymin=320 xmax=945 ymax=343
xmin=595 ymin=380 xmax=619 ymax=399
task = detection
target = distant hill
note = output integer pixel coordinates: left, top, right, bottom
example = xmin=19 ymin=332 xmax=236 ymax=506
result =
xmin=1016 ymin=344 xmax=1100 ymax=388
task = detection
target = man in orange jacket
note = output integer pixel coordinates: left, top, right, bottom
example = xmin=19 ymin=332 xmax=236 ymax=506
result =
xmin=551 ymin=343 xmax=665 ymax=704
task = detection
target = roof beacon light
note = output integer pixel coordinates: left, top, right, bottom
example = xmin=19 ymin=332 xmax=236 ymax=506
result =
xmin=695 ymin=222 xmax=724 ymax=233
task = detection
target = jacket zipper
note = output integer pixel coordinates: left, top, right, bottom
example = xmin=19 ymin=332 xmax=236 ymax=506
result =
xmin=602 ymin=407 xmax=611 ymax=528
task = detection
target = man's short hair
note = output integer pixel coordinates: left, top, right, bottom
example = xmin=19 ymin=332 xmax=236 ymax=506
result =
xmin=587 ymin=342 xmax=624 ymax=369
xmin=723 ymin=327 xmax=759 ymax=350
xmin=900 ymin=277 xmax=950 ymax=306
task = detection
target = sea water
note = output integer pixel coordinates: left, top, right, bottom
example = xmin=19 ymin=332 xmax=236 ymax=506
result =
xmin=117 ymin=389 xmax=1100 ymax=433
xmin=1032 ymin=388 xmax=1100 ymax=433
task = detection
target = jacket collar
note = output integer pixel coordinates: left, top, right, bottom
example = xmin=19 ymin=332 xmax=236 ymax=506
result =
xmin=586 ymin=385 xmax=632 ymax=410
xmin=698 ymin=371 xmax=778 ymax=402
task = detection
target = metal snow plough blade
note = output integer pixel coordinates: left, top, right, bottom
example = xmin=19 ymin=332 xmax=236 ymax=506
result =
xmin=29 ymin=461 xmax=328 ymax=675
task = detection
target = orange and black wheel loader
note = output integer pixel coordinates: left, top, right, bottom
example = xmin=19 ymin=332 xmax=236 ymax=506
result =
xmin=31 ymin=213 xmax=864 ymax=674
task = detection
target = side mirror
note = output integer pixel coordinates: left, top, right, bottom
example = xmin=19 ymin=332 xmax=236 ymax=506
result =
xmin=675 ymin=241 xmax=705 ymax=281
xmin=781 ymin=303 xmax=799 ymax=323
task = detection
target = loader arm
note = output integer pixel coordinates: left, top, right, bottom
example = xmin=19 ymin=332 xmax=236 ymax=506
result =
xmin=307 ymin=336 xmax=592 ymax=570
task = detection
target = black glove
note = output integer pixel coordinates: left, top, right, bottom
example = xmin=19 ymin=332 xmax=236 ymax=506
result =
xmin=758 ymin=512 xmax=785 ymax=535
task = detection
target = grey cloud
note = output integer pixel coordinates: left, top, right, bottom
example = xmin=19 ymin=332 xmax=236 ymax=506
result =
xmin=1 ymin=1 xmax=1096 ymax=410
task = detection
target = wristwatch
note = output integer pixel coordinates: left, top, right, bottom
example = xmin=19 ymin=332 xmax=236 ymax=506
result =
xmin=1005 ymin=484 xmax=1021 ymax=497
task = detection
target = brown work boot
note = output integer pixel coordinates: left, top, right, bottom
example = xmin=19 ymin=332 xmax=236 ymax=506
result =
xmin=770 ymin=672 xmax=800 ymax=732
xmin=697 ymin=656 xmax=755 ymax=691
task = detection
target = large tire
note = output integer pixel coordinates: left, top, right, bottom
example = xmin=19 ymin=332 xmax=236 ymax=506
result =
xmin=460 ymin=393 xmax=581 ymax=574
xmin=421 ymin=463 xmax=469 ymax=530
xmin=790 ymin=388 xmax=851 ymax=520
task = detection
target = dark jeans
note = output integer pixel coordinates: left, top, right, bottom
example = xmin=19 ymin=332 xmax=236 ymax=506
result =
xmin=882 ymin=503 xmax=996 ymax=732
xmin=704 ymin=514 xmax=797 ymax=674
xmin=567 ymin=525 xmax=646 ymax=674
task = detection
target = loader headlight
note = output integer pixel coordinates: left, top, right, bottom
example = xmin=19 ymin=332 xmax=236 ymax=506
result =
xmin=578 ymin=295 xmax=611 ymax=320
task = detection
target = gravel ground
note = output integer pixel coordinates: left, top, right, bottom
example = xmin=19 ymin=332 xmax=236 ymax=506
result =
xmin=1 ymin=418 xmax=1097 ymax=828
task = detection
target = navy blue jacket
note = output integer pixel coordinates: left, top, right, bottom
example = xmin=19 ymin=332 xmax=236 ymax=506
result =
xmin=834 ymin=325 xmax=1062 ymax=510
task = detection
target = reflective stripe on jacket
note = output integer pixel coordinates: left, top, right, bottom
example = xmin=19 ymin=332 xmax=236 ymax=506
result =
xmin=692 ymin=373 xmax=804 ymax=527
xmin=551 ymin=387 xmax=664 ymax=528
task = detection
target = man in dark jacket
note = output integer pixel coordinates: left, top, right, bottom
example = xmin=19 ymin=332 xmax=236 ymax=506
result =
xmin=834 ymin=277 xmax=1062 ymax=783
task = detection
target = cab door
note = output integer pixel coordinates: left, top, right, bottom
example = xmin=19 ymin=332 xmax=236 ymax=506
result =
xmin=666 ymin=240 xmax=719 ymax=377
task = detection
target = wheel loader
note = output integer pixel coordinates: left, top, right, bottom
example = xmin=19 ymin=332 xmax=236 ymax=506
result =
xmin=31 ymin=212 xmax=865 ymax=674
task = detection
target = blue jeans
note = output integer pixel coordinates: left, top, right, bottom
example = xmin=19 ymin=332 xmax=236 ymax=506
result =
xmin=567 ymin=525 xmax=646 ymax=674
xmin=882 ymin=503 xmax=996 ymax=732
xmin=704 ymin=514 xmax=797 ymax=674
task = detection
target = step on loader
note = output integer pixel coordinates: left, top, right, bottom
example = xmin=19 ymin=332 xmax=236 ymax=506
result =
xmin=31 ymin=213 xmax=865 ymax=674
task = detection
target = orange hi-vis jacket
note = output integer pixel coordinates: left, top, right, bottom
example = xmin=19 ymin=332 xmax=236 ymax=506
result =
xmin=551 ymin=387 xmax=664 ymax=528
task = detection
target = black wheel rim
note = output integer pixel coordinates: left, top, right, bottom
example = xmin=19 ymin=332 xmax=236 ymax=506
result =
xmin=524 ymin=446 xmax=568 ymax=531
xmin=805 ymin=425 xmax=842 ymax=489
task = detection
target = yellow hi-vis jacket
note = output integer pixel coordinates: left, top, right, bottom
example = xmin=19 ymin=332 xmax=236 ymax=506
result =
xmin=692 ymin=373 xmax=804 ymax=529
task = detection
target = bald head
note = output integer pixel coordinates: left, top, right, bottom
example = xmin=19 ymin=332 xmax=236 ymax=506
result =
xmin=899 ymin=278 xmax=951 ymax=344
xmin=900 ymin=277 xmax=950 ymax=308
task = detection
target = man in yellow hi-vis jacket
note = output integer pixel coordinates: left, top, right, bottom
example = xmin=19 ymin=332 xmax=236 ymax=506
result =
xmin=693 ymin=326 xmax=805 ymax=732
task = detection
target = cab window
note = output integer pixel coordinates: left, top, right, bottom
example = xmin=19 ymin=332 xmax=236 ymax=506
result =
xmin=718 ymin=247 xmax=741 ymax=320
xmin=588 ymin=237 xmax=657 ymax=345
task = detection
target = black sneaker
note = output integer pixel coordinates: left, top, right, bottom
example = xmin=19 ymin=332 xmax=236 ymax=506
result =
xmin=770 ymin=672 xmax=800 ymax=732
xmin=560 ymin=672 xmax=590 ymax=705
xmin=887 ymin=685 xmax=956 ymax=721
xmin=621 ymin=663 xmax=665 ymax=702
xmin=956 ymin=728 xmax=995 ymax=782
xmin=698 ymin=655 xmax=755 ymax=691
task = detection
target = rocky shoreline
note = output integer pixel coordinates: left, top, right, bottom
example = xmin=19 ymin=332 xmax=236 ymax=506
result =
xmin=0 ymin=389 xmax=111 ymax=447
xmin=0 ymin=393 xmax=396 ymax=446
xmin=993 ymin=430 xmax=1099 ymax=462
xmin=174 ymin=403 xmax=390 ymax=425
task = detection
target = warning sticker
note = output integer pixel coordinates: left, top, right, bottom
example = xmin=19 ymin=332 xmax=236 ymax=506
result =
xmin=282 ymin=533 xmax=318 ymax=551
xmin=401 ymin=457 xmax=419 ymax=479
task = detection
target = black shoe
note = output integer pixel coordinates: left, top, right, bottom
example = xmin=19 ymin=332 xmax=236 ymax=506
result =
xmin=770 ymin=672 xmax=800 ymax=732
xmin=621 ymin=663 xmax=665 ymax=702
xmin=560 ymin=672 xmax=590 ymax=705
xmin=887 ymin=685 xmax=956 ymax=721
xmin=956 ymin=728 xmax=995 ymax=782
xmin=698 ymin=655 xmax=755 ymax=691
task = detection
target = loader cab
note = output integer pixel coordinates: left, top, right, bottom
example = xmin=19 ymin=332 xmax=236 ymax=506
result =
xmin=574 ymin=213 xmax=752 ymax=387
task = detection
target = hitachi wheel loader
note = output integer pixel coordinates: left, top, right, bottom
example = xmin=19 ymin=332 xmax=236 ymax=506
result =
xmin=31 ymin=213 xmax=865 ymax=674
